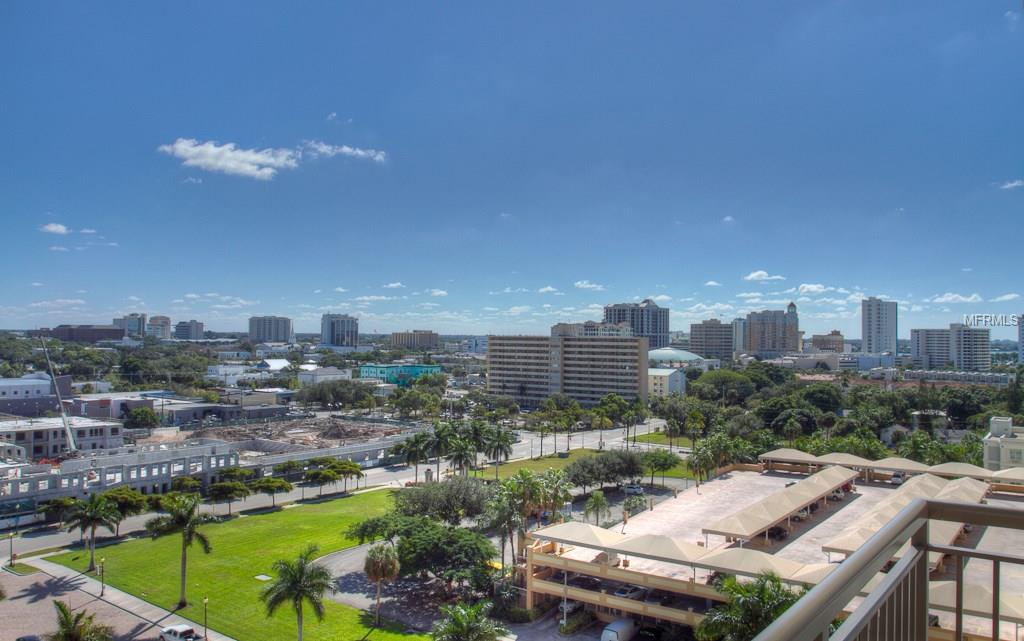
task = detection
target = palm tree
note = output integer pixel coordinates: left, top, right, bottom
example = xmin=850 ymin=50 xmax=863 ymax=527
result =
xmin=686 ymin=409 xmax=705 ymax=447
xmin=508 ymin=468 xmax=543 ymax=531
xmin=783 ymin=416 xmax=802 ymax=447
xmin=64 ymin=494 xmax=121 ymax=573
xmin=665 ymin=418 xmax=682 ymax=452
xmin=396 ymin=432 xmax=431 ymax=484
xmin=486 ymin=485 xmax=522 ymax=569
xmin=484 ymin=428 xmax=515 ymax=480
xmin=540 ymin=469 xmax=573 ymax=521
xmin=47 ymin=600 xmax=114 ymax=641
xmin=261 ymin=544 xmax=333 ymax=641
xmin=432 ymin=601 xmax=508 ymax=641
xmin=696 ymin=572 xmax=802 ymax=641
xmin=447 ymin=437 xmax=476 ymax=476
xmin=364 ymin=543 xmax=400 ymax=626
xmin=144 ymin=493 xmax=216 ymax=609
xmin=536 ymin=423 xmax=550 ymax=458
xmin=430 ymin=422 xmax=455 ymax=480
xmin=462 ymin=420 xmax=490 ymax=469
xmin=584 ymin=490 xmax=610 ymax=525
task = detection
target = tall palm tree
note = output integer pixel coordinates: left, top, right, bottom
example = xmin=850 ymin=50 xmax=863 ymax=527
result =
xmin=462 ymin=420 xmax=490 ymax=469
xmin=696 ymin=572 xmax=803 ymax=641
xmin=484 ymin=428 xmax=515 ymax=480
xmin=536 ymin=423 xmax=550 ymax=458
xmin=261 ymin=544 xmax=333 ymax=641
xmin=364 ymin=543 xmax=400 ymax=626
xmin=47 ymin=600 xmax=114 ymax=641
xmin=398 ymin=431 xmax=431 ymax=484
xmin=447 ymin=437 xmax=476 ymax=476
xmin=540 ymin=469 xmax=573 ymax=521
xmin=430 ymin=422 xmax=455 ymax=481
xmin=486 ymin=485 xmax=522 ymax=569
xmin=144 ymin=493 xmax=216 ymax=609
xmin=432 ymin=601 xmax=508 ymax=641
xmin=64 ymin=494 xmax=121 ymax=573
xmin=584 ymin=490 xmax=610 ymax=525
xmin=686 ymin=409 xmax=706 ymax=447
xmin=508 ymin=469 xmax=542 ymax=532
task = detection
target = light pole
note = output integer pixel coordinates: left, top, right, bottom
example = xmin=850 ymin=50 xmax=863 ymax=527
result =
xmin=99 ymin=557 xmax=106 ymax=597
xmin=8 ymin=532 xmax=14 ymax=568
xmin=203 ymin=596 xmax=209 ymax=639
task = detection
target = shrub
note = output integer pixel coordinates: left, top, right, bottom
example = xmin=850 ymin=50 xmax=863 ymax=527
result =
xmin=559 ymin=610 xmax=595 ymax=635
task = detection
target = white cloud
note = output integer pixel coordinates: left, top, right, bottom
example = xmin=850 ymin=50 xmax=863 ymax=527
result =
xmin=30 ymin=282 xmax=44 ymax=287
xmin=483 ymin=306 xmax=500 ymax=312
xmin=383 ymin=282 xmax=405 ymax=289
xmin=538 ymin=286 xmax=559 ymax=294
xmin=49 ymin=246 xmax=69 ymax=252
xmin=326 ymin=112 xmax=337 ymax=121
xmin=743 ymin=270 xmax=786 ymax=281
xmin=313 ymin=289 xmax=322 ymax=294
xmin=30 ymin=298 xmax=85 ymax=308
xmin=649 ymin=294 xmax=672 ymax=302
xmin=107 ymin=242 xmax=119 ymax=247
xmin=427 ymin=289 xmax=448 ymax=297
xmin=40 ymin=223 xmax=69 ymax=235
xmin=79 ymin=228 xmax=97 ymax=234
xmin=127 ymin=295 xmax=142 ymax=302
xmin=490 ymin=287 xmax=530 ymax=295
xmin=797 ymin=283 xmax=834 ymax=295
xmin=1000 ymin=179 xmax=1024 ymax=190
xmin=704 ymin=280 xmax=722 ymax=287
xmin=573 ymin=280 xmax=606 ymax=291
xmin=990 ymin=293 xmax=1020 ymax=302
xmin=688 ymin=302 xmax=735 ymax=313
xmin=182 ymin=177 xmax=203 ymax=185
xmin=303 ymin=140 xmax=387 ymax=164
xmin=506 ymin=305 xmax=531 ymax=315
xmin=333 ymin=287 xmax=348 ymax=293
xmin=1006 ymin=11 xmax=1020 ymax=31
xmin=158 ymin=138 xmax=300 ymax=180
xmin=961 ymin=267 xmax=973 ymax=272
xmin=722 ymin=215 xmax=735 ymax=223
xmin=184 ymin=293 xmax=201 ymax=299
xmin=355 ymin=295 xmax=397 ymax=302
xmin=171 ymin=299 xmax=185 ymax=304
xmin=736 ymin=292 xmax=761 ymax=298
xmin=927 ymin=292 xmax=983 ymax=304
xmin=75 ymin=289 xmax=87 ymax=294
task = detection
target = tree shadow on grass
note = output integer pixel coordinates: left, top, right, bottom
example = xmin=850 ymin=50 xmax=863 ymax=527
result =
xmin=350 ymin=610 xmax=425 ymax=641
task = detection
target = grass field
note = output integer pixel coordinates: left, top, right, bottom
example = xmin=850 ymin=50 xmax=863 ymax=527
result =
xmin=50 ymin=490 xmax=427 ymax=641
xmin=633 ymin=432 xmax=693 ymax=449
xmin=471 ymin=448 xmax=600 ymax=480
xmin=5 ymin=562 xmax=40 ymax=575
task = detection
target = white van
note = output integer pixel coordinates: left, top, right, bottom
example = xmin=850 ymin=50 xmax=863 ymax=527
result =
xmin=601 ymin=618 xmax=641 ymax=641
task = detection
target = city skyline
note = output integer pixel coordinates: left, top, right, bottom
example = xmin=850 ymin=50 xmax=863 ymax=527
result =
xmin=3 ymin=2 xmax=1023 ymax=337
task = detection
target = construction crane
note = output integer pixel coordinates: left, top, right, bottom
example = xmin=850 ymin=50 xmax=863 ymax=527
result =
xmin=39 ymin=337 xmax=78 ymax=454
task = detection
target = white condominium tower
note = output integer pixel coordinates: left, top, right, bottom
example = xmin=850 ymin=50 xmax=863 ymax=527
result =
xmin=862 ymin=297 xmax=897 ymax=354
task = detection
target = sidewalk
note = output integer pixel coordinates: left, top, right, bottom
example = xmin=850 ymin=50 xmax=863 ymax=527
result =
xmin=30 ymin=557 xmax=237 ymax=641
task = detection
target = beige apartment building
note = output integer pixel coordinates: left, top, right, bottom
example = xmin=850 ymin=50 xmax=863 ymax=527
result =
xmin=689 ymin=319 xmax=734 ymax=361
xmin=391 ymin=329 xmax=440 ymax=350
xmin=487 ymin=332 xmax=648 ymax=408
xmin=811 ymin=330 xmax=844 ymax=353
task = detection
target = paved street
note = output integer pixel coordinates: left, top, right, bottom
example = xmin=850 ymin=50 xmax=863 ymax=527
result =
xmin=8 ymin=420 xmax=661 ymax=557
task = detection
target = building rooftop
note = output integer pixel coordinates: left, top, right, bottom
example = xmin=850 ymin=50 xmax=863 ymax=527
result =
xmin=648 ymin=347 xmax=704 ymax=362
xmin=0 ymin=416 xmax=120 ymax=432
xmin=648 ymin=368 xmax=682 ymax=376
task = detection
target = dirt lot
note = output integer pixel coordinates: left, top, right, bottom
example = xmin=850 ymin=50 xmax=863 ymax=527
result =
xmin=189 ymin=416 xmax=405 ymax=448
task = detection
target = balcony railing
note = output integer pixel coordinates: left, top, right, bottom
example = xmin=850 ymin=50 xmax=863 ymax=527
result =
xmin=754 ymin=498 xmax=1024 ymax=641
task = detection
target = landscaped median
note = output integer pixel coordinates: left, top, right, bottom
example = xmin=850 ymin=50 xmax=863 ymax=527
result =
xmin=470 ymin=447 xmax=694 ymax=482
xmin=47 ymin=490 xmax=427 ymax=641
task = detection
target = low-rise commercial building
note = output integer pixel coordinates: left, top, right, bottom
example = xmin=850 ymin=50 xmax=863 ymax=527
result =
xmin=43 ymin=325 xmax=125 ymax=343
xmin=0 ymin=373 xmax=72 ymax=417
xmin=359 ymin=363 xmax=442 ymax=386
xmin=298 ymin=367 xmax=353 ymax=386
xmin=648 ymin=368 xmax=685 ymax=398
xmin=983 ymin=417 xmax=1024 ymax=471
xmin=0 ymin=416 xmax=124 ymax=460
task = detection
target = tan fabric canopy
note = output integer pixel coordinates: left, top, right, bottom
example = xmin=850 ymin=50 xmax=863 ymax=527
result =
xmin=815 ymin=452 xmax=873 ymax=468
xmin=869 ymin=457 xmax=931 ymax=473
xmin=929 ymin=581 xmax=1024 ymax=625
xmin=758 ymin=448 xmax=819 ymax=464
xmin=926 ymin=462 xmax=993 ymax=480
xmin=759 ymin=450 xmax=997 ymax=482
xmin=697 ymin=547 xmax=804 ymax=578
xmin=703 ymin=466 xmax=858 ymax=541
xmin=615 ymin=534 xmax=709 ymax=565
xmin=992 ymin=467 xmax=1024 ymax=483
xmin=533 ymin=521 xmax=627 ymax=549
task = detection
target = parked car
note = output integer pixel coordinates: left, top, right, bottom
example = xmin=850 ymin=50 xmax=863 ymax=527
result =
xmin=602 ymin=618 xmax=642 ymax=641
xmin=15 ymin=636 xmax=43 ymax=641
xmin=570 ymin=575 xmax=602 ymax=591
xmin=623 ymin=484 xmax=645 ymax=496
xmin=643 ymin=589 xmax=672 ymax=606
xmin=830 ymin=489 xmax=845 ymax=500
xmin=159 ymin=625 xmax=204 ymax=641
xmin=550 ymin=569 xmax=572 ymax=583
xmin=559 ymin=599 xmax=584 ymax=615
xmin=613 ymin=584 xmax=647 ymax=600
xmin=767 ymin=526 xmax=789 ymax=541
xmin=890 ymin=471 xmax=905 ymax=485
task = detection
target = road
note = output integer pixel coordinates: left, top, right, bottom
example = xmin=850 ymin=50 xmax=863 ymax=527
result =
xmin=8 ymin=420 xmax=663 ymax=557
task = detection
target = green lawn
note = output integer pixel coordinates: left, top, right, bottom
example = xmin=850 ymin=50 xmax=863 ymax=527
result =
xmin=633 ymin=432 xmax=693 ymax=449
xmin=472 ymin=448 xmax=601 ymax=480
xmin=50 ymin=490 xmax=426 ymax=641
xmin=5 ymin=562 xmax=40 ymax=575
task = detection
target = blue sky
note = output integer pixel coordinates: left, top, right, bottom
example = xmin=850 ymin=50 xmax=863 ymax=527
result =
xmin=2 ymin=2 xmax=1022 ymax=338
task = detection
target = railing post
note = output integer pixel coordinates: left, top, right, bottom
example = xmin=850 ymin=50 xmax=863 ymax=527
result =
xmin=993 ymin=559 xmax=1001 ymax=641
xmin=955 ymin=553 xmax=964 ymax=641
xmin=912 ymin=514 xmax=929 ymax=641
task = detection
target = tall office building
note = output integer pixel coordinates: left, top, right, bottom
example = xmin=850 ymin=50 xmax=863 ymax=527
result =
xmin=746 ymin=303 xmax=800 ymax=357
xmin=145 ymin=315 xmax=171 ymax=339
xmin=249 ymin=316 xmax=295 ymax=343
xmin=113 ymin=313 xmax=147 ymax=337
xmin=174 ymin=320 xmax=204 ymax=340
xmin=862 ymin=297 xmax=898 ymax=354
xmin=321 ymin=313 xmax=359 ymax=347
xmin=689 ymin=319 xmax=734 ymax=361
xmin=487 ymin=330 xmax=648 ymax=408
xmin=811 ymin=330 xmax=845 ymax=353
xmin=550 ymin=321 xmax=633 ymax=337
xmin=1019 ymin=318 xmax=1023 ymax=365
xmin=731 ymin=318 xmax=747 ymax=355
xmin=911 ymin=324 xmax=991 ymax=371
xmin=391 ymin=330 xmax=440 ymax=350
xmin=603 ymin=299 xmax=670 ymax=349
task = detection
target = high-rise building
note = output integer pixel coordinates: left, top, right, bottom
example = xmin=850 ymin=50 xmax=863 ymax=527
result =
xmin=862 ymin=297 xmax=898 ymax=354
xmin=550 ymin=321 xmax=633 ymax=337
xmin=145 ymin=315 xmax=172 ymax=339
xmin=689 ymin=319 xmax=734 ymax=361
xmin=731 ymin=318 xmax=747 ymax=355
xmin=746 ymin=303 xmax=800 ymax=357
xmin=1019 ymin=318 xmax=1023 ymax=365
xmin=811 ymin=330 xmax=845 ymax=353
xmin=391 ymin=330 xmax=440 ymax=350
xmin=174 ymin=320 xmax=204 ymax=340
xmin=487 ymin=330 xmax=648 ymax=408
xmin=603 ymin=299 xmax=670 ymax=349
xmin=321 ymin=313 xmax=359 ymax=347
xmin=113 ymin=313 xmax=147 ymax=337
xmin=249 ymin=316 xmax=295 ymax=343
xmin=950 ymin=323 xmax=991 ymax=371
xmin=911 ymin=324 xmax=991 ymax=371
xmin=43 ymin=325 xmax=125 ymax=342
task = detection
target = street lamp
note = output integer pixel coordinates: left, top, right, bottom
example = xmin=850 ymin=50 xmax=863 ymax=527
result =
xmin=8 ymin=532 xmax=14 ymax=568
xmin=99 ymin=557 xmax=106 ymax=597
xmin=203 ymin=596 xmax=209 ymax=639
